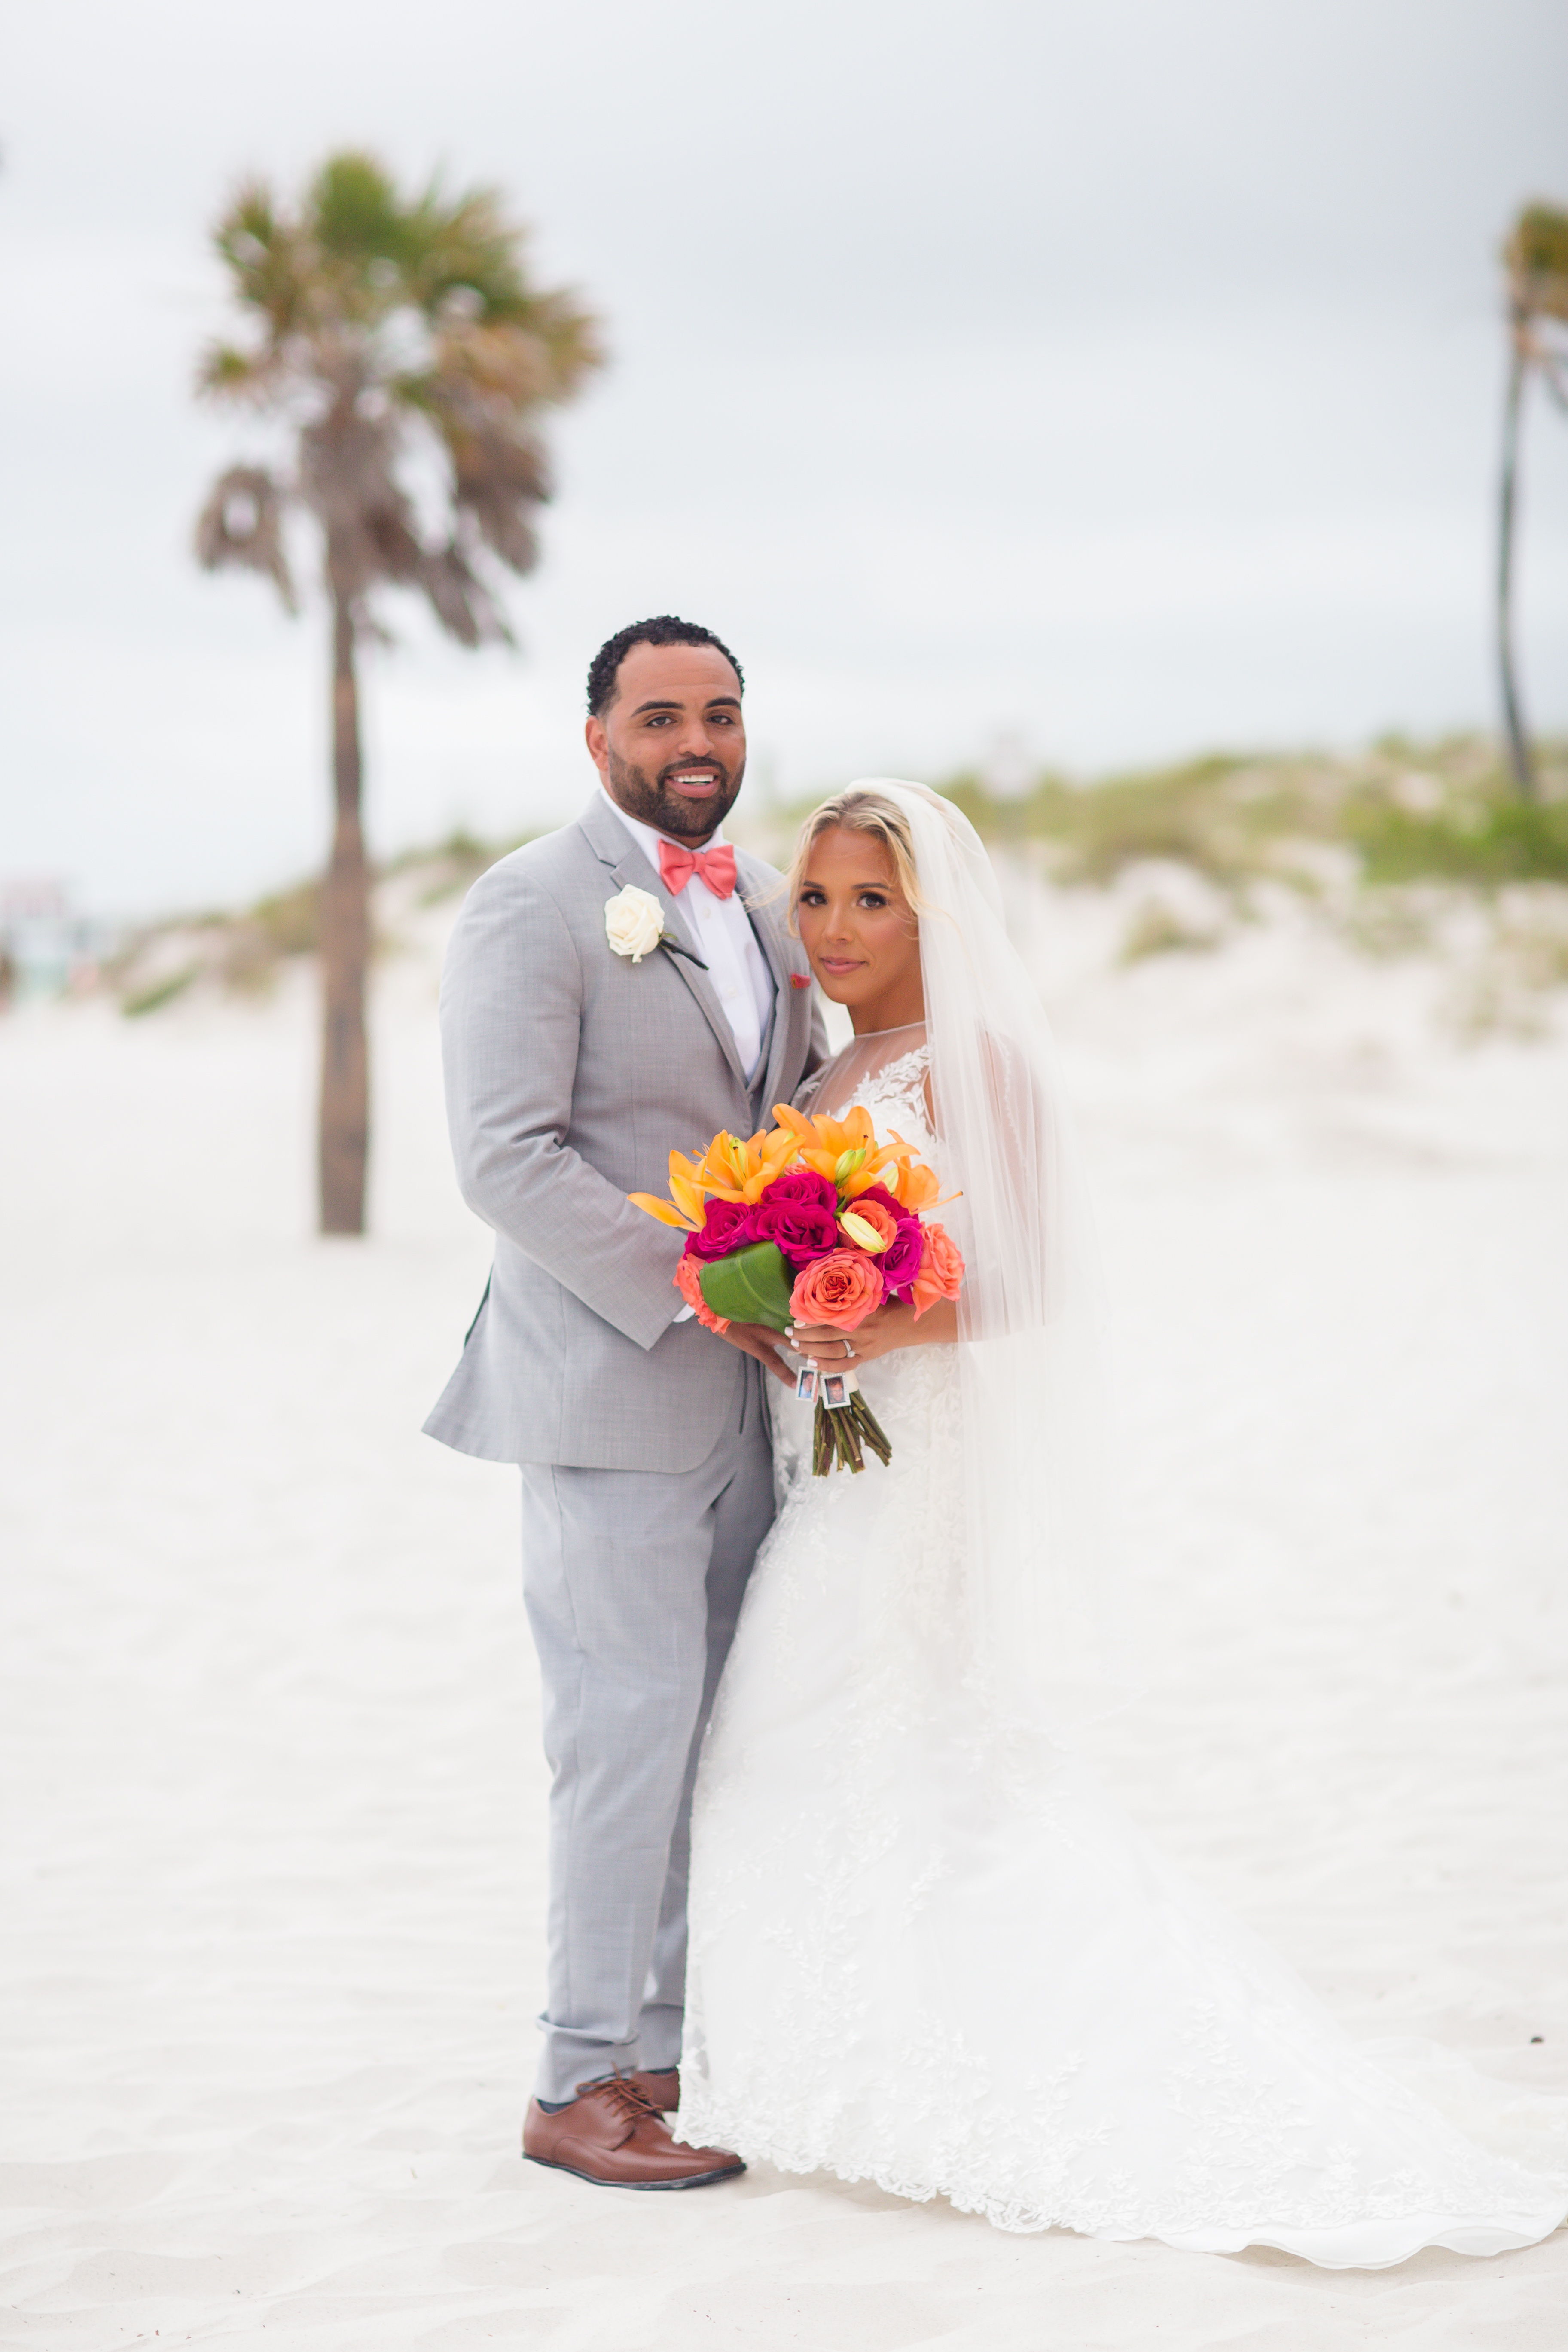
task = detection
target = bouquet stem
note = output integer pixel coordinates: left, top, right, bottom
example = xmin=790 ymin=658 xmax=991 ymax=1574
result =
xmin=812 ymin=1389 xmax=893 ymax=1476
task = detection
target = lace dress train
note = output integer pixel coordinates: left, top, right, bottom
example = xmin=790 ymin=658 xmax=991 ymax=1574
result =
xmin=677 ymin=1040 xmax=1566 ymax=2266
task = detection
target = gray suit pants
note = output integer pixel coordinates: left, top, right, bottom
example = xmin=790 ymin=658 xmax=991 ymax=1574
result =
xmin=519 ymin=1358 xmax=775 ymax=2104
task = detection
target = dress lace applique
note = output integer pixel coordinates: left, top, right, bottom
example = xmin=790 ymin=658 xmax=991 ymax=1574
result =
xmin=825 ymin=1040 xmax=932 ymax=1131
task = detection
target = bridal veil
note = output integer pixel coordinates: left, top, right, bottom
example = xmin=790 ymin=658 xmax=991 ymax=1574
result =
xmin=835 ymin=780 xmax=1130 ymax=1724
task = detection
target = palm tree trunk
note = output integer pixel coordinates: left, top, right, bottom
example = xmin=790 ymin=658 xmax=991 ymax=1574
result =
xmin=1498 ymin=334 xmax=1535 ymax=801
xmin=319 ymin=591 xmax=369 ymax=1233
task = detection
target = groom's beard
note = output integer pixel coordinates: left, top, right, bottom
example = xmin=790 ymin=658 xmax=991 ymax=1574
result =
xmin=605 ymin=747 xmax=745 ymax=841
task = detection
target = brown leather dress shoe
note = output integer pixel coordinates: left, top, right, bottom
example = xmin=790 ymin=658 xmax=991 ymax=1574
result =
xmin=628 ymin=2066 xmax=679 ymax=2112
xmin=523 ymin=2075 xmax=742 ymax=2190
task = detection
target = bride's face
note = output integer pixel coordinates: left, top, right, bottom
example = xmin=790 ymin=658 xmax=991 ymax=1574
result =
xmin=795 ymin=826 xmax=924 ymax=1030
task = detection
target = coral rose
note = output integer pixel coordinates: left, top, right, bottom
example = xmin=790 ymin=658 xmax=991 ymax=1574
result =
xmin=838 ymin=1198 xmax=897 ymax=1252
xmin=909 ymin=1223 xmax=965 ymax=1320
xmin=674 ymin=1250 xmax=729 ymax=1332
xmin=686 ymin=1196 xmax=760 ymax=1261
xmin=788 ymin=1248 xmax=884 ymax=1331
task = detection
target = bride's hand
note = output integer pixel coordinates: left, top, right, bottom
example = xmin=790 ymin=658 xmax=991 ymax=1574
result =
xmin=712 ymin=1317 xmax=796 ymax=1385
xmin=789 ymin=1298 xmax=958 ymax=1367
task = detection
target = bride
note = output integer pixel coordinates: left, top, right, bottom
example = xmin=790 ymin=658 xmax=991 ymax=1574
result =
xmin=675 ymin=778 xmax=1566 ymax=2264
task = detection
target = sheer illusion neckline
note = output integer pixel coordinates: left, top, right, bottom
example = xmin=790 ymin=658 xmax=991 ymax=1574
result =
xmin=800 ymin=1024 xmax=931 ymax=1124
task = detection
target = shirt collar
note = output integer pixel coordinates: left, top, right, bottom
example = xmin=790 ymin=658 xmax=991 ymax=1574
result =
xmin=599 ymin=787 xmax=730 ymax=869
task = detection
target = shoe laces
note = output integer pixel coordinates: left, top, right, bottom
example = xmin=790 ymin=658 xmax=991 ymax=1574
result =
xmin=577 ymin=2072 xmax=659 ymax=2127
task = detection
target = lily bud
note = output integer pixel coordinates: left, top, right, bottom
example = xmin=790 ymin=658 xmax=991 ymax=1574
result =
xmin=839 ymin=1210 xmax=888 ymax=1254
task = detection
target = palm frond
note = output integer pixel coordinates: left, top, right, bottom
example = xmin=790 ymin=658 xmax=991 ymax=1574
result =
xmin=299 ymin=403 xmax=425 ymax=594
xmin=509 ymin=290 xmax=606 ymax=393
xmin=213 ymin=178 xmax=312 ymax=342
xmin=198 ymin=147 xmax=604 ymax=642
xmin=420 ymin=536 xmax=515 ymax=647
xmin=308 ymin=151 xmax=412 ymax=267
xmin=1506 ymin=202 xmax=1568 ymax=326
xmin=197 ymin=339 xmax=278 ymax=403
xmin=194 ymin=465 xmax=297 ymax=611
xmin=448 ymin=411 xmax=549 ymax=571
xmin=405 ymin=181 xmax=530 ymax=318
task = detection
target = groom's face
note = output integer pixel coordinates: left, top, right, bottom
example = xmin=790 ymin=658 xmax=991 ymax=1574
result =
xmin=586 ymin=642 xmax=747 ymax=842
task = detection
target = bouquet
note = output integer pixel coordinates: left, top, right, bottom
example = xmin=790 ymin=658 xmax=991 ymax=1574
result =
xmin=631 ymin=1105 xmax=964 ymax=1475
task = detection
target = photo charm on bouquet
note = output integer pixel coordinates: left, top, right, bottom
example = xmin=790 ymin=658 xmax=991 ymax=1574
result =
xmin=630 ymin=1104 xmax=964 ymax=1474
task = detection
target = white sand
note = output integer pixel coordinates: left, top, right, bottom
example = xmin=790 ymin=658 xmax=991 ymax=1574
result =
xmin=3 ymin=880 xmax=1566 ymax=2348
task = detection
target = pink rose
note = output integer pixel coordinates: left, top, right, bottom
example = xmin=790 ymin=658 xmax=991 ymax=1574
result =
xmin=753 ymin=1166 xmax=840 ymax=1268
xmin=685 ymin=1197 xmax=761 ymax=1261
xmin=909 ymin=1223 xmax=964 ymax=1320
xmin=763 ymin=1169 xmax=837 ymax=1213
xmin=848 ymin=1184 xmax=926 ymax=1292
xmin=754 ymin=1194 xmax=840 ymax=1267
xmin=788 ymin=1248 xmax=884 ymax=1332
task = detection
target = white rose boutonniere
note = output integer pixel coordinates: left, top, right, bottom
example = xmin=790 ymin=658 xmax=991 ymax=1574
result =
xmin=604 ymin=885 xmax=708 ymax=970
xmin=604 ymin=884 xmax=665 ymax=962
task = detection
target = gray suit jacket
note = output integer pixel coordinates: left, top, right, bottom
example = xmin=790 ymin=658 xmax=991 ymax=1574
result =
xmin=424 ymin=794 xmax=825 ymax=1473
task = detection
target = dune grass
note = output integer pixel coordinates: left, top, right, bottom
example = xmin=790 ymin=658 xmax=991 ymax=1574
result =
xmin=105 ymin=830 xmax=520 ymax=1013
xmin=122 ymin=968 xmax=198 ymax=1018
xmin=1351 ymin=794 xmax=1568 ymax=886
xmin=101 ymin=743 xmax=1568 ymax=1014
xmin=929 ymin=737 xmax=1568 ymax=890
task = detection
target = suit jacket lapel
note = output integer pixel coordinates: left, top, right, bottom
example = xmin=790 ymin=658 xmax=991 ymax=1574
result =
xmin=737 ymin=851 xmax=804 ymax=1118
xmin=578 ymin=798 xmax=750 ymax=1095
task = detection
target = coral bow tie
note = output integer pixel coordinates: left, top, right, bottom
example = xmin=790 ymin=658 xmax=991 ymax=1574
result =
xmin=658 ymin=839 xmax=737 ymax=899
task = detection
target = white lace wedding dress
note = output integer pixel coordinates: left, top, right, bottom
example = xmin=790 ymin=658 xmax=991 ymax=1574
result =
xmin=677 ymin=1028 xmax=1566 ymax=2265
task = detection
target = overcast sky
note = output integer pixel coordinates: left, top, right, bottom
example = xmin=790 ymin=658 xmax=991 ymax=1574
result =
xmin=3 ymin=0 xmax=1566 ymax=915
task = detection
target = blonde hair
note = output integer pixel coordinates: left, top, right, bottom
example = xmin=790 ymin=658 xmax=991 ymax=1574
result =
xmin=783 ymin=788 xmax=928 ymax=937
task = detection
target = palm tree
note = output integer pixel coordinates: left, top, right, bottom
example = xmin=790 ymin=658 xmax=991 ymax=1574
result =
xmin=196 ymin=152 xmax=602 ymax=1232
xmin=1497 ymin=202 xmax=1568 ymax=801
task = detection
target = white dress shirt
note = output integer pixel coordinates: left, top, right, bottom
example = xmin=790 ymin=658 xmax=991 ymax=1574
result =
xmin=601 ymin=790 xmax=775 ymax=1084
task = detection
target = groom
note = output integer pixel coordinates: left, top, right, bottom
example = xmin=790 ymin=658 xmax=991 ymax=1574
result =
xmin=425 ymin=616 xmax=823 ymax=2187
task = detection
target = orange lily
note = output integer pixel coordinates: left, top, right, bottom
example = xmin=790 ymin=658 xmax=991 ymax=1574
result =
xmin=630 ymin=1124 xmax=799 ymax=1229
xmin=875 ymin=1144 xmax=932 ymax=1212
xmin=691 ymin=1124 xmax=799 ymax=1204
xmin=631 ymin=1106 xmax=955 ymax=1232
xmin=629 ymin=1146 xmax=711 ymax=1230
xmin=769 ymin=1103 xmax=915 ymax=1199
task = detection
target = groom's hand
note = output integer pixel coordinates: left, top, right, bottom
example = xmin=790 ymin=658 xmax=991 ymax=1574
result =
xmin=712 ymin=1318 xmax=795 ymax=1385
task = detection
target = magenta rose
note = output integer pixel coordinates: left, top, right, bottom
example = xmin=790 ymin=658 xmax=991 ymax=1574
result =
xmin=761 ymin=1168 xmax=837 ymax=1214
xmin=685 ymin=1196 xmax=761 ymax=1261
xmin=851 ymin=1184 xmax=926 ymax=1293
xmin=752 ymin=1191 xmax=840 ymax=1268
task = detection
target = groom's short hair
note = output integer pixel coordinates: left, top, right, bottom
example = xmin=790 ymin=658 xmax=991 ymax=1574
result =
xmin=587 ymin=616 xmax=745 ymax=716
